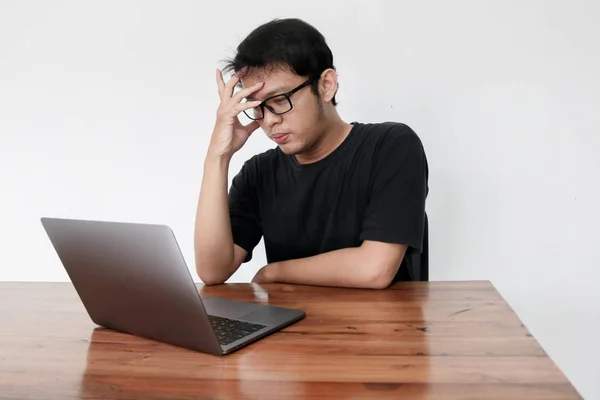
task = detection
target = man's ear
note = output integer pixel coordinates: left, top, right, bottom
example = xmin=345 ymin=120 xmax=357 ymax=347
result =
xmin=319 ymin=68 xmax=338 ymax=103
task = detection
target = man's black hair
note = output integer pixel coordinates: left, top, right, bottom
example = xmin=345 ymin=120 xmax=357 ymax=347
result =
xmin=223 ymin=18 xmax=338 ymax=105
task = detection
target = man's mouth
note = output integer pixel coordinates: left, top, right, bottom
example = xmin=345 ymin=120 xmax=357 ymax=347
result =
xmin=271 ymin=133 xmax=290 ymax=144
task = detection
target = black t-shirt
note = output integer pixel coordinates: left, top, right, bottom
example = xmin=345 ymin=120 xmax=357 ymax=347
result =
xmin=228 ymin=121 xmax=429 ymax=282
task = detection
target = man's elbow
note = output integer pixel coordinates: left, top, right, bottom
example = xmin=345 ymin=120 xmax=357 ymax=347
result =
xmin=195 ymin=263 xmax=226 ymax=286
xmin=366 ymin=275 xmax=394 ymax=289
xmin=358 ymin=241 xmax=406 ymax=289
xmin=198 ymin=274 xmax=225 ymax=286
xmin=364 ymin=263 xmax=398 ymax=289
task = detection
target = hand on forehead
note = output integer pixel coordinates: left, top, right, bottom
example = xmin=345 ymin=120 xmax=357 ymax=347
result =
xmin=238 ymin=68 xmax=301 ymax=100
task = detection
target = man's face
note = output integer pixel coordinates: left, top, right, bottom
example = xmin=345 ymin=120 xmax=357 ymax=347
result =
xmin=240 ymin=68 xmax=324 ymax=156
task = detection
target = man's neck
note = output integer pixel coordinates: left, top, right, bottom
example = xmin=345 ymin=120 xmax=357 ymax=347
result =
xmin=295 ymin=116 xmax=353 ymax=165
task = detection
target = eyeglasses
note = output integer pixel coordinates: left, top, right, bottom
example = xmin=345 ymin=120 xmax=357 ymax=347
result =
xmin=243 ymin=76 xmax=318 ymax=121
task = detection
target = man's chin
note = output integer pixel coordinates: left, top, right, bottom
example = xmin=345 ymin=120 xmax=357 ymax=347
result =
xmin=277 ymin=142 xmax=298 ymax=155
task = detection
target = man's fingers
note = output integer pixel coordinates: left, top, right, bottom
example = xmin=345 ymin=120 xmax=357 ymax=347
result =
xmin=244 ymin=120 xmax=261 ymax=136
xmin=216 ymin=69 xmax=226 ymax=100
xmin=223 ymin=73 xmax=240 ymax=99
xmin=233 ymin=100 xmax=262 ymax=115
xmin=231 ymin=81 xmax=264 ymax=103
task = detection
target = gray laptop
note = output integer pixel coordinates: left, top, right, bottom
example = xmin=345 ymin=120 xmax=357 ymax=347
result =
xmin=40 ymin=217 xmax=305 ymax=355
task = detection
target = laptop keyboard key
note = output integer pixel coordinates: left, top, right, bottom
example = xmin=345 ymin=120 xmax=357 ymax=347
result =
xmin=208 ymin=315 xmax=266 ymax=346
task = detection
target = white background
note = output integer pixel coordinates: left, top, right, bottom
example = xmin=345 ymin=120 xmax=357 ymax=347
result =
xmin=1 ymin=1 xmax=598 ymax=398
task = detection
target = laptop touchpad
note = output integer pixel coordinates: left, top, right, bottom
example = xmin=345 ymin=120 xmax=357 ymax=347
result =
xmin=201 ymin=296 xmax=261 ymax=319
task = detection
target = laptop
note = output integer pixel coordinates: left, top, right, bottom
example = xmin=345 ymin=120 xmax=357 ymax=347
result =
xmin=40 ymin=217 xmax=305 ymax=355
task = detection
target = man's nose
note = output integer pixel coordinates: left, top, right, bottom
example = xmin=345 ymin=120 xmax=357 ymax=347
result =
xmin=262 ymin=107 xmax=283 ymax=129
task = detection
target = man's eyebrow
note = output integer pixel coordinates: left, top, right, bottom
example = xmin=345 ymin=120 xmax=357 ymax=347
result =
xmin=246 ymin=86 xmax=289 ymax=101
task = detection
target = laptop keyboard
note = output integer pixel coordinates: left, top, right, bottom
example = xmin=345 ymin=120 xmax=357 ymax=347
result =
xmin=208 ymin=315 xmax=266 ymax=346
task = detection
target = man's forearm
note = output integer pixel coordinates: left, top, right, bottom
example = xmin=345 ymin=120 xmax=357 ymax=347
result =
xmin=194 ymin=155 xmax=236 ymax=284
xmin=264 ymin=246 xmax=394 ymax=289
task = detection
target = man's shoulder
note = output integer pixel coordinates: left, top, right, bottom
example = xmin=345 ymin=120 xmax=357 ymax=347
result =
xmin=356 ymin=121 xmax=420 ymax=142
xmin=354 ymin=121 xmax=424 ymax=155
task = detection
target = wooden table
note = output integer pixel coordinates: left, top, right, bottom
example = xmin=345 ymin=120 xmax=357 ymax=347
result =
xmin=0 ymin=281 xmax=581 ymax=399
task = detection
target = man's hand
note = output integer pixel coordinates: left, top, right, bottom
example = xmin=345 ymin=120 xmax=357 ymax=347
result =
xmin=207 ymin=70 xmax=264 ymax=160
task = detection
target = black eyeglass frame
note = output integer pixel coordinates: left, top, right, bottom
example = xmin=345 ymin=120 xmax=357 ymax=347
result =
xmin=243 ymin=76 xmax=320 ymax=120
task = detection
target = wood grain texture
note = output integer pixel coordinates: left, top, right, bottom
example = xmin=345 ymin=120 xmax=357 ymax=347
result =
xmin=0 ymin=281 xmax=581 ymax=399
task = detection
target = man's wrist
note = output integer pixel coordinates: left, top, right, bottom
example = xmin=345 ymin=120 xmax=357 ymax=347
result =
xmin=204 ymin=151 xmax=231 ymax=170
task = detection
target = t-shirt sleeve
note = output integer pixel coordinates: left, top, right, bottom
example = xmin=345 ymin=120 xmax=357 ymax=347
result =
xmin=360 ymin=124 xmax=429 ymax=251
xmin=228 ymin=158 xmax=263 ymax=263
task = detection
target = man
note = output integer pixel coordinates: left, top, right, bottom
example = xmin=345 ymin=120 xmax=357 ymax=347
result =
xmin=194 ymin=18 xmax=429 ymax=289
